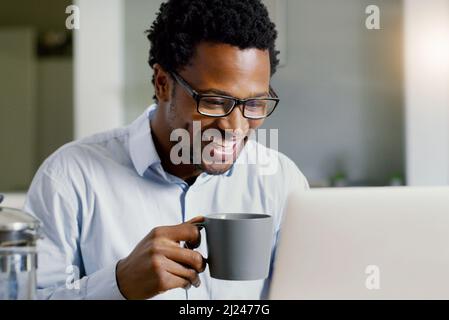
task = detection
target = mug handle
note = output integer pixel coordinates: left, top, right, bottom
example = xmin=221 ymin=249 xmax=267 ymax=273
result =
xmin=192 ymin=221 xmax=205 ymax=230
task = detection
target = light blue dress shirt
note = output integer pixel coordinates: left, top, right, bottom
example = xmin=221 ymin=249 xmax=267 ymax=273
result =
xmin=24 ymin=105 xmax=308 ymax=300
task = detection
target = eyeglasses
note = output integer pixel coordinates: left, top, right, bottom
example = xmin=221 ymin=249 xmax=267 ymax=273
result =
xmin=171 ymin=72 xmax=279 ymax=120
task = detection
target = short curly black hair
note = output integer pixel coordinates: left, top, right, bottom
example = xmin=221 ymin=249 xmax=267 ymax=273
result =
xmin=146 ymin=0 xmax=279 ymax=102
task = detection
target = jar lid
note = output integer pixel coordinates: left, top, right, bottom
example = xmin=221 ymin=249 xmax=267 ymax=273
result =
xmin=0 ymin=206 xmax=41 ymax=232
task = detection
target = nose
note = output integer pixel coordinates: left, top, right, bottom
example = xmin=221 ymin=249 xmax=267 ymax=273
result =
xmin=216 ymin=105 xmax=249 ymax=136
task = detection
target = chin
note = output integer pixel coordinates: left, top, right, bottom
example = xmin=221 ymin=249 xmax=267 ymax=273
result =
xmin=199 ymin=162 xmax=234 ymax=176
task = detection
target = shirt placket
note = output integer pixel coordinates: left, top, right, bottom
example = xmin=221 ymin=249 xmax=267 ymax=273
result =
xmin=182 ymin=181 xmax=211 ymax=300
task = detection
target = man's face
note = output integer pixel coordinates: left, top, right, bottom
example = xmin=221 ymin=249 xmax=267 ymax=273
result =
xmin=164 ymin=42 xmax=271 ymax=175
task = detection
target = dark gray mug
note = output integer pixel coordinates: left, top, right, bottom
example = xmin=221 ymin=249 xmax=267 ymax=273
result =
xmin=196 ymin=213 xmax=274 ymax=281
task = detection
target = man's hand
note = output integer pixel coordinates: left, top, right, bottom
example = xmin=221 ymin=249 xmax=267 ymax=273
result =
xmin=116 ymin=216 xmax=205 ymax=299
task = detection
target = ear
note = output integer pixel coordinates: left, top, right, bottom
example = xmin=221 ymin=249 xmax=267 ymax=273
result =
xmin=153 ymin=64 xmax=172 ymax=102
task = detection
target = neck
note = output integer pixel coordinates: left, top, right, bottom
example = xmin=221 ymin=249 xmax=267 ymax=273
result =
xmin=150 ymin=111 xmax=202 ymax=182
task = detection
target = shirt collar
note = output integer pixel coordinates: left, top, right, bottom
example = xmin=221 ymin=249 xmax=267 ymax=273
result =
xmin=129 ymin=104 xmax=160 ymax=176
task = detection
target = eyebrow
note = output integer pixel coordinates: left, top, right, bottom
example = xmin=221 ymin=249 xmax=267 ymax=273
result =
xmin=198 ymin=88 xmax=270 ymax=99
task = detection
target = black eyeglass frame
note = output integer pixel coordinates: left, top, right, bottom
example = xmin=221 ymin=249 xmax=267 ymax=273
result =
xmin=170 ymin=72 xmax=280 ymax=120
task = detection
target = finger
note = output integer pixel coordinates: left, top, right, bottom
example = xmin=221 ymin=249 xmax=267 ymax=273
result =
xmin=161 ymin=246 xmax=206 ymax=273
xmin=162 ymin=223 xmax=202 ymax=244
xmin=162 ymin=270 xmax=192 ymax=291
xmin=187 ymin=216 xmax=205 ymax=224
xmin=157 ymin=233 xmax=201 ymax=250
xmin=184 ymin=227 xmax=202 ymax=249
xmin=184 ymin=217 xmax=205 ymax=249
xmin=164 ymin=258 xmax=201 ymax=288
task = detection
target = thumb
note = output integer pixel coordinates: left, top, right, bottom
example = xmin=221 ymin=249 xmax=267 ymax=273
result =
xmin=186 ymin=216 xmax=205 ymax=224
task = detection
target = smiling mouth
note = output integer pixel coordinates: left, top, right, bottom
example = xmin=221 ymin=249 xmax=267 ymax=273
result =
xmin=209 ymin=139 xmax=240 ymax=154
xmin=206 ymin=136 xmax=246 ymax=161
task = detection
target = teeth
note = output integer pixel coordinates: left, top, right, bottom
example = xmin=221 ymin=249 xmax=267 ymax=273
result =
xmin=211 ymin=141 xmax=236 ymax=148
xmin=208 ymin=138 xmax=244 ymax=156
xmin=213 ymin=145 xmax=233 ymax=151
xmin=210 ymin=141 xmax=235 ymax=155
xmin=222 ymin=142 xmax=235 ymax=148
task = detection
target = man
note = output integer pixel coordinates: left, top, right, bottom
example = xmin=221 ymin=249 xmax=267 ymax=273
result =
xmin=25 ymin=0 xmax=308 ymax=299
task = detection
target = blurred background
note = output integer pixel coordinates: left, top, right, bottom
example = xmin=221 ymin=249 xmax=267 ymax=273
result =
xmin=1 ymin=0 xmax=449 ymax=203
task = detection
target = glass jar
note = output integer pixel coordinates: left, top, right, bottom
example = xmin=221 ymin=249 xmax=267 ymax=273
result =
xmin=0 ymin=205 xmax=41 ymax=300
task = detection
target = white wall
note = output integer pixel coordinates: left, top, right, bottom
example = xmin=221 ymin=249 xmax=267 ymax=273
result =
xmin=267 ymin=0 xmax=404 ymax=186
xmin=404 ymin=0 xmax=449 ymax=185
xmin=74 ymin=0 xmax=125 ymax=139
xmin=123 ymin=0 xmax=163 ymax=123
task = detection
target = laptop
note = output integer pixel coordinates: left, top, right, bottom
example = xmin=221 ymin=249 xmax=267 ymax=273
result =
xmin=269 ymin=187 xmax=449 ymax=299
